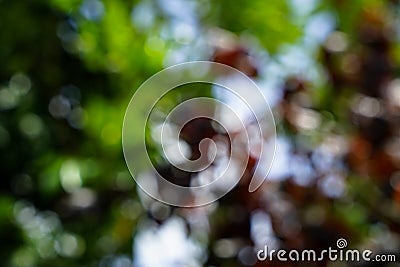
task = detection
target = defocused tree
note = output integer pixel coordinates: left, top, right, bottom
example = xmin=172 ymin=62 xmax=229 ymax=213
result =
xmin=1 ymin=0 xmax=400 ymax=267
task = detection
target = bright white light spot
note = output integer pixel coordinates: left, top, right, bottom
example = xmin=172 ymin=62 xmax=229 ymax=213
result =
xmin=251 ymin=210 xmax=279 ymax=250
xmin=164 ymin=140 xmax=192 ymax=164
xmin=55 ymin=232 xmax=85 ymax=257
xmin=111 ymin=256 xmax=132 ymax=267
xmin=293 ymin=107 xmax=321 ymax=130
xmin=352 ymin=94 xmax=381 ymax=117
xmin=80 ymin=0 xmax=104 ymax=21
xmin=319 ymin=174 xmax=346 ymax=198
xmin=255 ymin=138 xmax=290 ymax=181
xmin=320 ymin=135 xmax=348 ymax=156
xmin=192 ymin=168 xmax=215 ymax=186
xmin=134 ymin=217 xmax=203 ymax=267
xmin=69 ymin=188 xmax=96 ymax=208
xmin=324 ymin=31 xmax=348 ymax=53
xmin=291 ymin=155 xmax=315 ymax=186
xmin=213 ymin=158 xmax=241 ymax=191
xmin=152 ymin=123 xmax=178 ymax=144
xmin=60 ymin=160 xmax=82 ymax=193
xmin=305 ymin=12 xmax=336 ymax=43
xmin=158 ymin=0 xmax=196 ymax=24
xmin=290 ymin=0 xmax=317 ymax=16
xmin=131 ymin=2 xmax=155 ymax=31
xmin=173 ymin=22 xmax=196 ymax=44
xmin=387 ymin=79 xmax=400 ymax=107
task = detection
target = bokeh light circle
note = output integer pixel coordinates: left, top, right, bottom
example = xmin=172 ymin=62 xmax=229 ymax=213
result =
xmin=122 ymin=61 xmax=276 ymax=207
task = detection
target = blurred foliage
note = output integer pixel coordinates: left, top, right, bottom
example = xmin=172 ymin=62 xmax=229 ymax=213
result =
xmin=1 ymin=0 xmax=400 ymax=267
